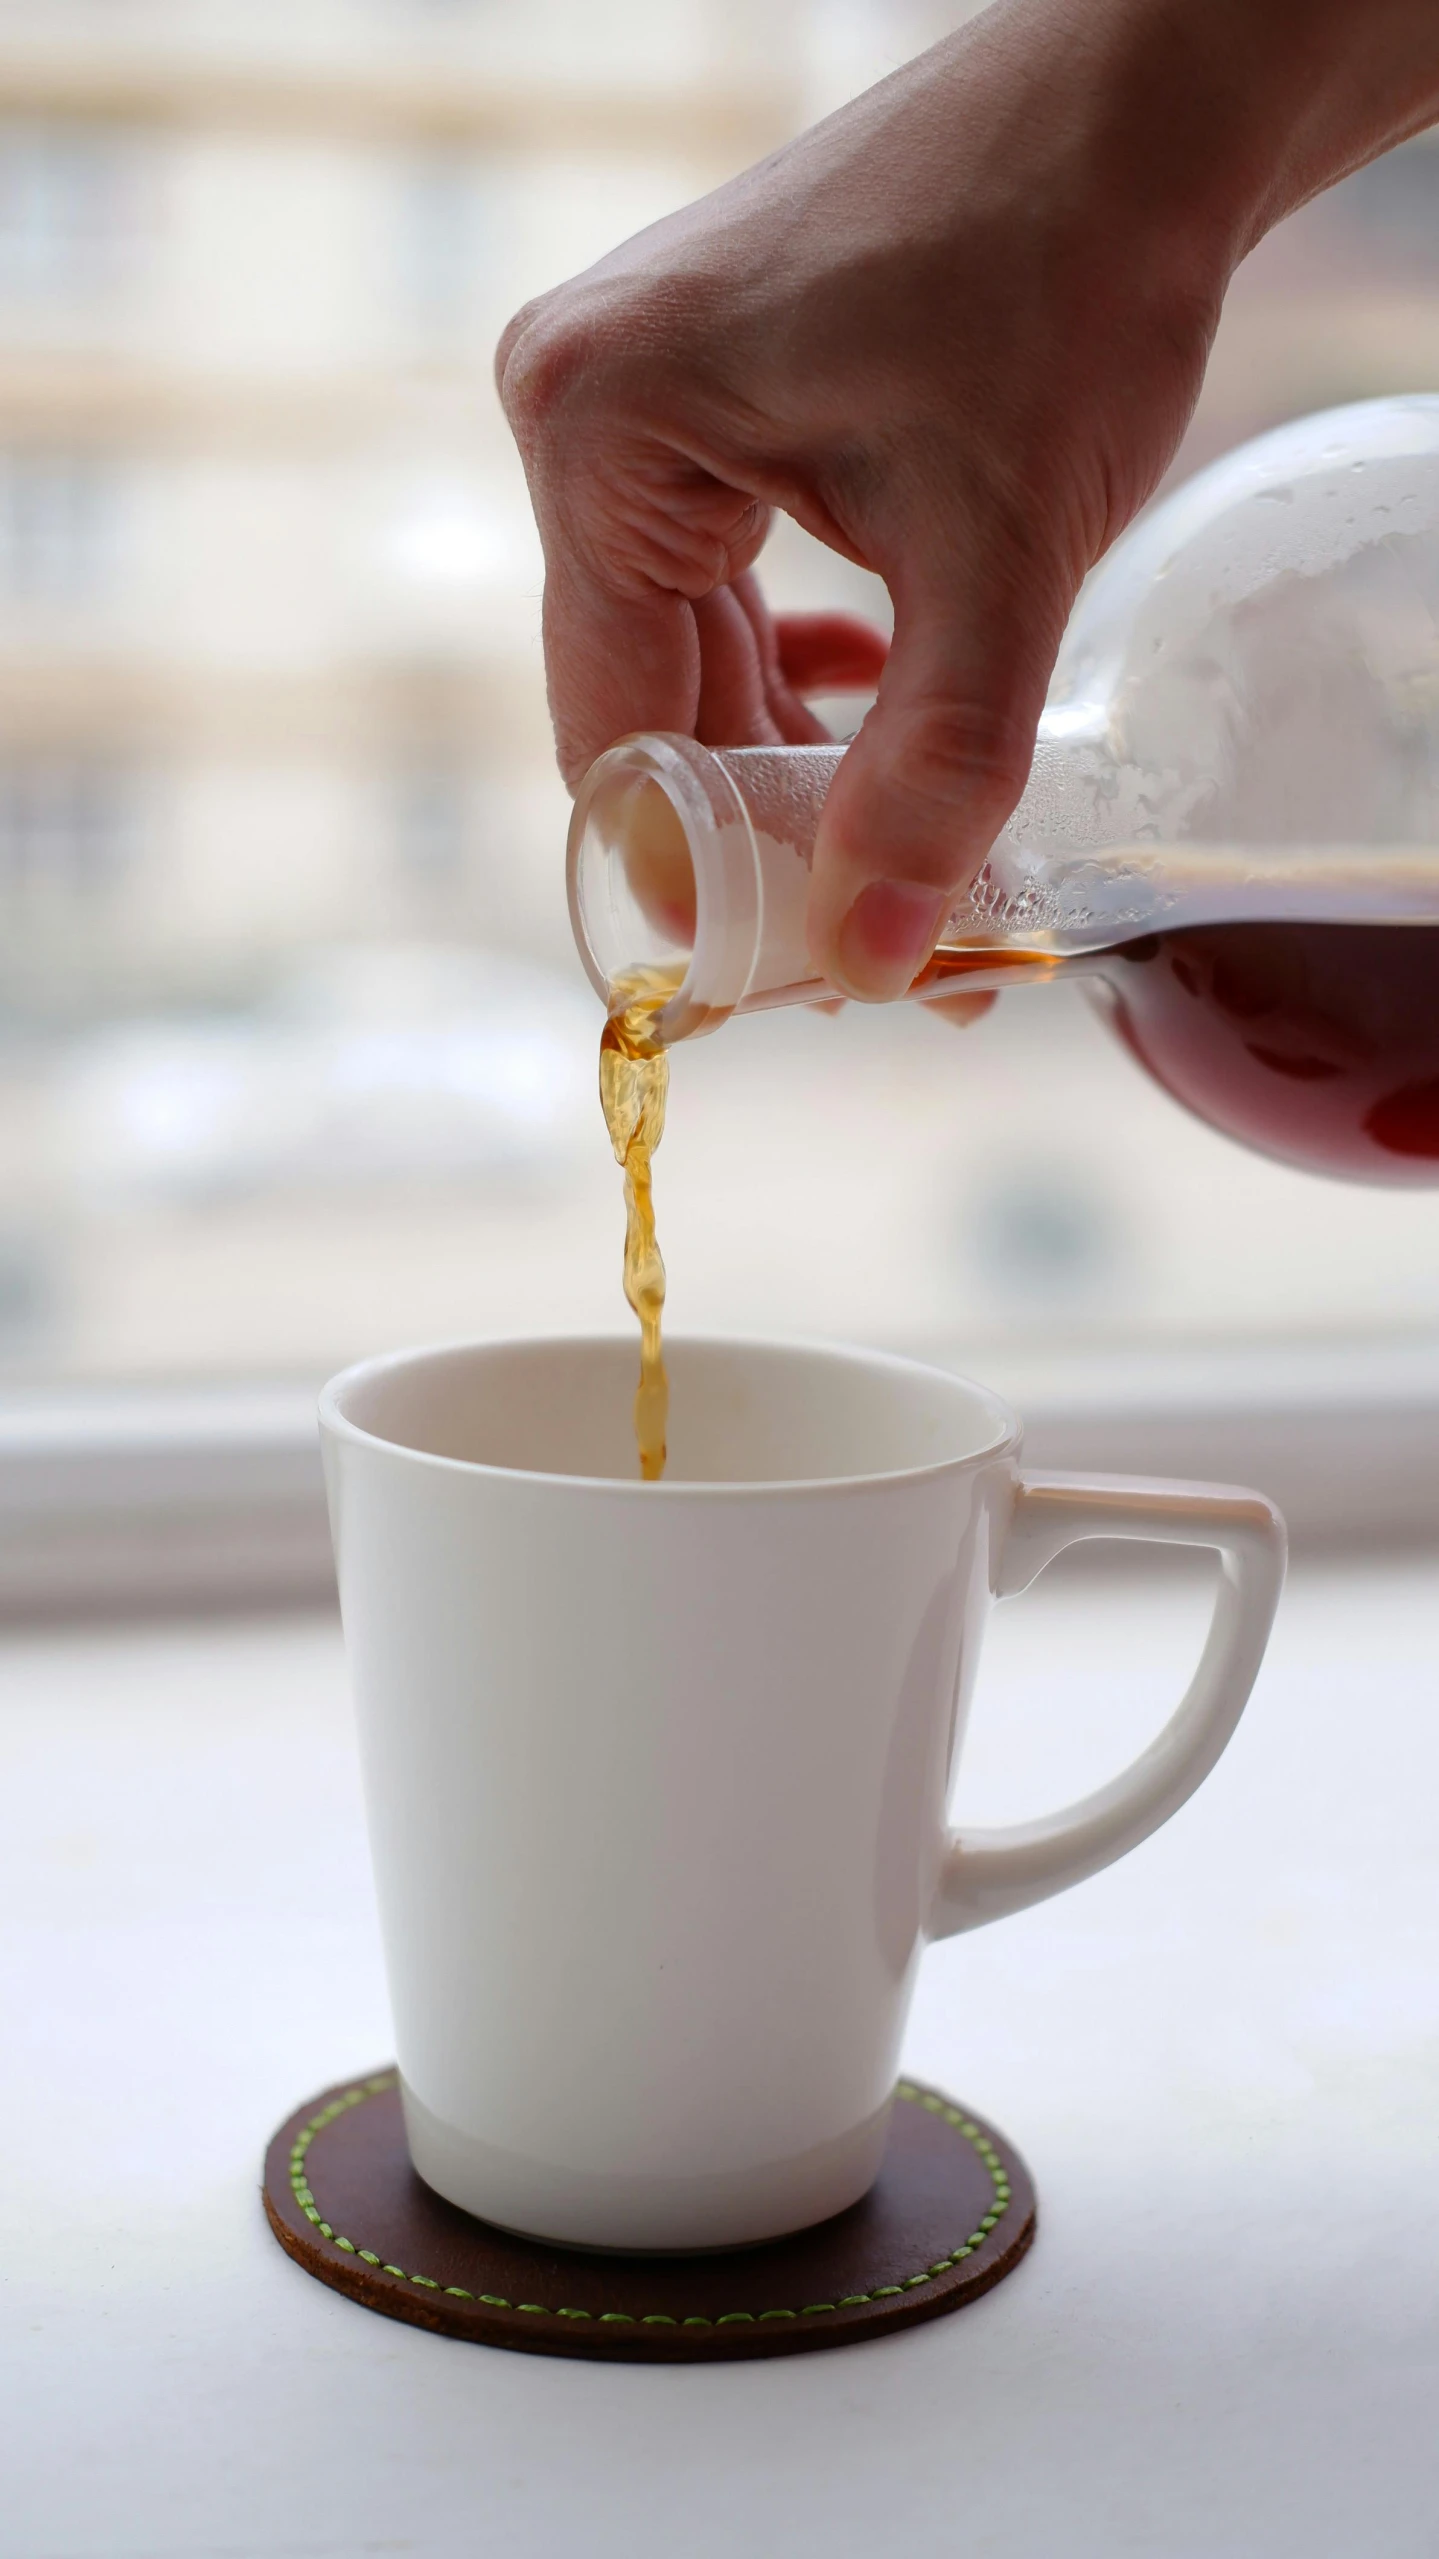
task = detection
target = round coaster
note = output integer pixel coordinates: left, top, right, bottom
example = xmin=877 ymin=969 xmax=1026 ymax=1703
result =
xmin=263 ymin=2069 xmax=1036 ymax=2361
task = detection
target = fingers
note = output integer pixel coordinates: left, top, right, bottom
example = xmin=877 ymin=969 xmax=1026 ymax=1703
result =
xmin=505 ymin=289 xmax=892 ymax=784
xmin=926 ymin=989 xmax=996 ymax=1028
xmin=510 ymin=326 xmax=783 ymax=778
xmin=693 ymin=589 xmax=892 ymax=750
xmin=693 ymin=584 xmax=825 ymax=747
xmin=773 ymin=613 xmax=890 ymax=695
xmin=815 ymin=990 xmax=993 ymax=1028
xmin=541 ymin=549 xmax=703 ymax=788
xmin=540 ymin=534 xmax=862 ymax=780
xmin=806 ymin=551 xmax=1070 ymax=1000
xmin=719 ymin=573 xmax=831 ymax=745
xmin=543 ymin=568 xmax=880 ymax=785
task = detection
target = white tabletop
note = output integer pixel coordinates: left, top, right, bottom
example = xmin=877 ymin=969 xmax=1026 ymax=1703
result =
xmin=4 ymin=1553 xmax=1437 ymax=2559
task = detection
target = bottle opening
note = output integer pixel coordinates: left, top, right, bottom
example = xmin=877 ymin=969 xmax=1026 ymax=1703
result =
xmin=571 ymin=764 xmax=698 ymax=984
xmin=567 ymin=734 xmax=764 ymax=1043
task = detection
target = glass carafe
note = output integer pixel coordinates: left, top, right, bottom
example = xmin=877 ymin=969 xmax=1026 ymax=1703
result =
xmin=568 ymin=395 xmax=1439 ymax=1182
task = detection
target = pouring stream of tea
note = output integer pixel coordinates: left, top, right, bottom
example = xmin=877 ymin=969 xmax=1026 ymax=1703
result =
xmin=599 ymin=969 xmax=676 ymax=1480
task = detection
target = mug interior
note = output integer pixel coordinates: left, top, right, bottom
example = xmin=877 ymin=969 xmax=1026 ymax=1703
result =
xmin=322 ymin=1335 xmax=1015 ymax=1488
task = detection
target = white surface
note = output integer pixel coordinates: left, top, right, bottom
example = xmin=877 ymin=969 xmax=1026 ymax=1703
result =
xmin=2 ymin=1557 xmax=1436 ymax=2557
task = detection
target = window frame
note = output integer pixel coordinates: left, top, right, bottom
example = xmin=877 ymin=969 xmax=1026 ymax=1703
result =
xmin=0 ymin=1336 xmax=1431 ymax=1620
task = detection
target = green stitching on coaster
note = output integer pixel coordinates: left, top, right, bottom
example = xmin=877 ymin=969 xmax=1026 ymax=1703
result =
xmin=284 ymin=2076 xmax=1015 ymax=2333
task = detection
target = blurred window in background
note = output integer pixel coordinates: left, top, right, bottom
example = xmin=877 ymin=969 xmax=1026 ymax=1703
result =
xmin=391 ymin=758 xmax=471 ymax=892
xmin=0 ymin=452 xmax=121 ymax=602
xmin=0 ymin=758 xmax=133 ymax=909
xmin=0 ymin=0 xmax=1430 ymax=1394
xmin=396 ymin=155 xmax=486 ymax=354
xmin=0 ymin=119 xmax=141 ymax=314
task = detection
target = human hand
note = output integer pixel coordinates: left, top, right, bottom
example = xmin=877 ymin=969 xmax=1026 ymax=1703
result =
xmin=500 ymin=0 xmax=1439 ymax=1001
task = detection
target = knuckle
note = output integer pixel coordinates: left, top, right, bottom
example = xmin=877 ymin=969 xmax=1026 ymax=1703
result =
xmin=495 ymin=295 xmax=599 ymax=444
xmin=887 ymin=695 xmax=1035 ymax=817
xmin=492 ymin=297 xmax=542 ymax=404
xmin=497 ymin=266 xmax=725 ymax=449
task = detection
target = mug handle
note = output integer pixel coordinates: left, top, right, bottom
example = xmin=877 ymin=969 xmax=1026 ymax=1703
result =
xmin=929 ymin=1472 xmax=1286 ymax=1939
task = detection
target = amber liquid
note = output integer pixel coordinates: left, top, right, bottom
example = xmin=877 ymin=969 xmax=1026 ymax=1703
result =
xmin=918 ymin=943 xmax=1073 ymax=992
xmin=599 ymin=969 xmax=675 ymax=1479
xmin=928 ymin=921 xmax=1439 ymax=1183
xmin=1094 ymin=920 xmax=1439 ymax=1183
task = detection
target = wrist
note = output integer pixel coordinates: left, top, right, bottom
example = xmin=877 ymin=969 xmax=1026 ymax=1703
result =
xmin=1074 ymin=0 xmax=1439 ymax=276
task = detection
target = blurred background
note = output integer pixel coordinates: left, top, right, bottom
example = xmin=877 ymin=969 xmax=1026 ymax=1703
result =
xmin=0 ymin=0 xmax=1436 ymax=1389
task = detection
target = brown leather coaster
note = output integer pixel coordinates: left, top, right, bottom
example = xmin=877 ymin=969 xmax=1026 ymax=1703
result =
xmin=263 ymin=2069 xmax=1036 ymax=2361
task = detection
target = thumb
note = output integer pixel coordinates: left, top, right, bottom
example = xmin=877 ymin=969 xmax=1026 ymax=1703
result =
xmin=806 ymin=551 xmax=1073 ymax=1000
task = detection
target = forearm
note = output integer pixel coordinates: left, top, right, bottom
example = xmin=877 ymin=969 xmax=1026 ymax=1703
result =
xmin=1051 ymin=0 xmax=1439 ymax=276
xmin=760 ymin=0 xmax=1439 ymax=390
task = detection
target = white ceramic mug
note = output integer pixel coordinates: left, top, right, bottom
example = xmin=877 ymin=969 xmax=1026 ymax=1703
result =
xmin=320 ymin=1334 xmax=1284 ymax=2252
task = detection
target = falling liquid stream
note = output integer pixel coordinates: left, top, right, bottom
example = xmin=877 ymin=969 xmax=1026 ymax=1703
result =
xmin=599 ymin=968 xmax=677 ymax=1480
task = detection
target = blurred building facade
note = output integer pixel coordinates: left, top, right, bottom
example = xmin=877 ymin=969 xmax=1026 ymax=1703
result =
xmin=0 ymin=0 xmax=811 ymax=1017
xmin=0 ymin=0 xmax=1435 ymax=1380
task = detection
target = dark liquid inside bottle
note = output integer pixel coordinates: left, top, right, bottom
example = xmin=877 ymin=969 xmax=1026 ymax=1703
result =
xmin=1095 ymin=921 xmax=1439 ymax=1183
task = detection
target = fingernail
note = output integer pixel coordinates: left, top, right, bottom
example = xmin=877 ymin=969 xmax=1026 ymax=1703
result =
xmin=833 ymin=880 xmax=949 ymax=1000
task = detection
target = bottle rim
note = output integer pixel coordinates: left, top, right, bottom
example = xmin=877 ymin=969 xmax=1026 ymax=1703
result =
xmin=566 ymin=732 xmax=763 ymax=1042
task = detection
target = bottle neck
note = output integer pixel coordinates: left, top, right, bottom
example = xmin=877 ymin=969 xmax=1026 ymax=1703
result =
xmin=566 ymin=727 xmax=1117 ymax=1040
xmin=567 ymin=735 xmax=844 ymax=1043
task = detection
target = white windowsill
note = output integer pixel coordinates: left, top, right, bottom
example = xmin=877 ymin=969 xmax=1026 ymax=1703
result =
xmin=0 ymin=1381 xmax=330 ymax=1616
xmin=0 ymin=1332 xmax=1433 ymax=1617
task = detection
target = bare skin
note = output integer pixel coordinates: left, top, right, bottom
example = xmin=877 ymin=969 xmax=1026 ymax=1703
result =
xmin=498 ymin=0 xmax=1439 ymax=1004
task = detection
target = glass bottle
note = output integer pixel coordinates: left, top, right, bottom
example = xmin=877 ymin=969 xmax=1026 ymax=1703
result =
xmin=568 ymin=395 xmax=1439 ymax=1182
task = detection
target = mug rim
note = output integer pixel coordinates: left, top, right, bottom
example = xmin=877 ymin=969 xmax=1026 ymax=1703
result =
xmin=317 ymin=1330 xmax=1022 ymax=1501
